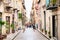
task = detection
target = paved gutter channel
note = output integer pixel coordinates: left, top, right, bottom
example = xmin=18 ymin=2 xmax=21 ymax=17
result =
xmin=12 ymin=30 xmax=21 ymax=40
xmin=37 ymin=30 xmax=50 ymax=40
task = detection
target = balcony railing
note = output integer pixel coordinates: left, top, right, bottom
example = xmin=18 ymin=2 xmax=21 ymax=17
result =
xmin=46 ymin=0 xmax=58 ymax=10
xmin=4 ymin=6 xmax=12 ymax=13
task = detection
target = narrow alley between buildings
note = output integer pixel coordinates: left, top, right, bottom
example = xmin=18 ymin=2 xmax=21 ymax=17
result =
xmin=0 ymin=0 xmax=60 ymax=40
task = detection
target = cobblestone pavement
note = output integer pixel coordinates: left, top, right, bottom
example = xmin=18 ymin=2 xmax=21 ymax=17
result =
xmin=14 ymin=28 xmax=48 ymax=40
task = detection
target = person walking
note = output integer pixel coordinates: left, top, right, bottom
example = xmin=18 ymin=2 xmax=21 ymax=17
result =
xmin=32 ymin=24 xmax=36 ymax=31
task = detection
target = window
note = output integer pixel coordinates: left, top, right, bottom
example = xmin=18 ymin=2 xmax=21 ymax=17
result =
xmin=6 ymin=16 xmax=10 ymax=22
xmin=46 ymin=0 xmax=50 ymax=7
xmin=6 ymin=16 xmax=10 ymax=25
xmin=46 ymin=0 xmax=57 ymax=7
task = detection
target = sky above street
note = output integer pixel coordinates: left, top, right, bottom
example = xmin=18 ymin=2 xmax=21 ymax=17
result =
xmin=25 ymin=0 xmax=33 ymax=21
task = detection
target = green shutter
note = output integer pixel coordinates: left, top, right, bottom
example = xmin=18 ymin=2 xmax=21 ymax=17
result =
xmin=53 ymin=0 xmax=56 ymax=4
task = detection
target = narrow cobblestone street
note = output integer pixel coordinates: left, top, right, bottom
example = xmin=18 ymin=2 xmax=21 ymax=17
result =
xmin=14 ymin=28 xmax=48 ymax=40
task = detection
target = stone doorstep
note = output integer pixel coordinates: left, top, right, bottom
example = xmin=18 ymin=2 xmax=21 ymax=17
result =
xmin=37 ymin=29 xmax=55 ymax=40
xmin=3 ymin=30 xmax=21 ymax=40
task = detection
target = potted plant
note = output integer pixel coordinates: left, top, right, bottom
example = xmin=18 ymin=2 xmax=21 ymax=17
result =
xmin=48 ymin=31 xmax=51 ymax=38
xmin=0 ymin=20 xmax=5 ymax=39
xmin=11 ymin=23 xmax=15 ymax=33
xmin=42 ymin=29 xmax=43 ymax=32
xmin=45 ymin=30 xmax=47 ymax=34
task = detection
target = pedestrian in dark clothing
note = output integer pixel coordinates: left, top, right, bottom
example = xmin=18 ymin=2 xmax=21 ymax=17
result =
xmin=29 ymin=25 xmax=31 ymax=28
xmin=32 ymin=24 xmax=36 ymax=31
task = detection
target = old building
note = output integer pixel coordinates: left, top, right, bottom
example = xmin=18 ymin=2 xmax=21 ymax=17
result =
xmin=39 ymin=0 xmax=60 ymax=40
xmin=0 ymin=0 xmax=22 ymax=39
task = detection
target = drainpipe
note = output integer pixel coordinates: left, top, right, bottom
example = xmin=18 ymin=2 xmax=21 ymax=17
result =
xmin=44 ymin=11 xmax=46 ymax=34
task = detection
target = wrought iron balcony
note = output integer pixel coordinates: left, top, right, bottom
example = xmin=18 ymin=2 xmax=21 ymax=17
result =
xmin=47 ymin=4 xmax=58 ymax=10
xmin=46 ymin=0 xmax=58 ymax=10
xmin=13 ymin=8 xmax=17 ymax=11
xmin=4 ymin=6 xmax=12 ymax=13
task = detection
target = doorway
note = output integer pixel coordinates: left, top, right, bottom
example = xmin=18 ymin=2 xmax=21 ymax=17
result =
xmin=6 ymin=16 xmax=10 ymax=34
xmin=52 ymin=15 xmax=58 ymax=39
